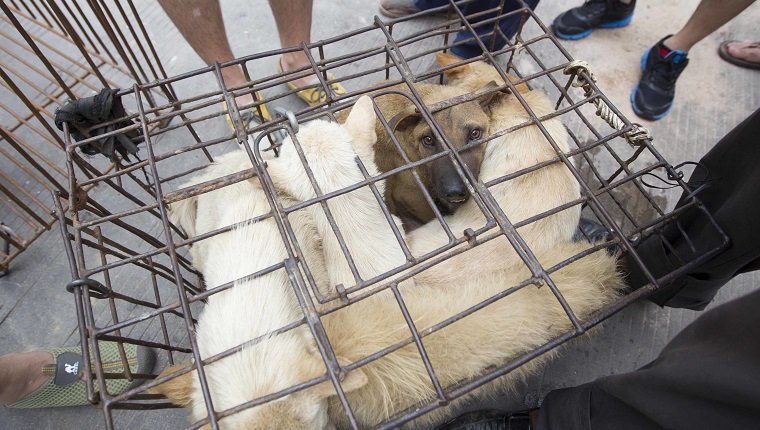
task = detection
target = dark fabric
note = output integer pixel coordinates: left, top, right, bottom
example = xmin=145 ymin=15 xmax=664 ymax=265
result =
xmin=552 ymin=0 xmax=637 ymax=37
xmin=435 ymin=410 xmax=535 ymax=430
xmin=538 ymin=288 xmax=760 ymax=430
xmin=54 ymin=88 xmax=141 ymax=162
xmin=436 ymin=409 xmax=510 ymax=430
xmin=537 ymin=109 xmax=760 ymax=430
xmin=414 ymin=0 xmax=540 ymax=58
xmin=625 ymin=107 xmax=760 ymax=310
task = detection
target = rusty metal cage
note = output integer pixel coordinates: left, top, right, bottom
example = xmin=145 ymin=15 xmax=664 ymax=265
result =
xmin=57 ymin=1 xmax=728 ymax=429
xmin=0 ymin=0 xmax=177 ymax=273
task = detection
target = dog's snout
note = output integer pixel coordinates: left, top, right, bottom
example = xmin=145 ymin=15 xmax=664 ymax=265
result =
xmin=443 ymin=183 xmax=468 ymax=204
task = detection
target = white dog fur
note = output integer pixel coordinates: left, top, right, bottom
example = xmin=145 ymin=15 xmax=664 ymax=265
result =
xmin=156 ymin=91 xmax=622 ymax=429
xmin=158 ymin=97 xmax=405 ymax=429
xmin=321 ymin=88 xmax=619 ymax=427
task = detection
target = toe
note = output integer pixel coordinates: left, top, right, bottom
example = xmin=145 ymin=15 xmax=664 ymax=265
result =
xmin=726 ymin=41 xmax=760 ymax=62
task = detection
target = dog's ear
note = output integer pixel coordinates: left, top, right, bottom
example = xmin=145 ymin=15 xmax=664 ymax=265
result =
xmin=388 ymin=105 xmax=422 ymax=134
xmin=436 ymin=52 xmax=469 ymax=81
xmin=476 ymin=81 xmax=511 ymax=114
xmin=150 ymin=363 xmax=195 ymax=407
xmin=507 ymin=74 xmax=530 ymax=94
xmin=168 ymin=196 xmax=198 ymax=238
xmin=344 ymin=96 xmax=377 ymax=152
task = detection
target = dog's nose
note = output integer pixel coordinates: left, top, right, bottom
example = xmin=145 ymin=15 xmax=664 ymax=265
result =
xmin=444 ymin=186 xmax=468 ymax=204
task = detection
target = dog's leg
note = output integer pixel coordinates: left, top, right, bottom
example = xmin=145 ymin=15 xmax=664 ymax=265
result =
xmin=266 ymin=97 xmax=410 ymax=291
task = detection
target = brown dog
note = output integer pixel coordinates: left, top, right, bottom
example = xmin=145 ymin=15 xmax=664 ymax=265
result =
xmin=436 ymin=52 xmax=530 ymax=93
xmin=436 ymin=51 xmax=529 ymax=94
xmin=348 ymin=82 xmax=500 ymax=231
xmin=340 ymin=54 xmax=526 ymax=231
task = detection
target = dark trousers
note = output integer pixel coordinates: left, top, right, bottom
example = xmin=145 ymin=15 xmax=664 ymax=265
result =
xmin=625 ymin=108 xmax=760 ymax=310
xmin=414 ymin=0 xmax=540 ymax=58
xmin=539 ymin=109 xmax=760 ymax=429
xmin=539 ymin=288 xmax=760 ymax=430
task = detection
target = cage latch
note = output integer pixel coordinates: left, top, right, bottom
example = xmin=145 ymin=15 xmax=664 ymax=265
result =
xmin=562 ymin=60 xmax=652 ymax=147
xmin=267 ymin=107 xmax=300 ymax=156
xmin=66 ymin=278 xmax=110 ymax=299
xmin=463 ymin=228 xmax=477 ymax=246
xmin=71 ymin=186 xmax=88 ymax=212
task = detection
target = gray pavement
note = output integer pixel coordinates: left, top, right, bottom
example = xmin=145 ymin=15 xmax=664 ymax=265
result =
xmin=1 ymin=0 xmax=759 ymax=429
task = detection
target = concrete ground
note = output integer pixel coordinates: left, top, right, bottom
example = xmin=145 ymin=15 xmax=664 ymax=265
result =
xmin=1 ymin=0 xmax=758 ymax=429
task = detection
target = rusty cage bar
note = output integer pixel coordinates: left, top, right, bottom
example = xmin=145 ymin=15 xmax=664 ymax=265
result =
xmin=57 ymin=1 xmax=727 ymax=429
xmin=0 ymin=0 xmax=178 ymax=274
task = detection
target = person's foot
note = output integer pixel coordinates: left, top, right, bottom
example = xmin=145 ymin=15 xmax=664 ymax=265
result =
xmin=220 ymin=65 xmax=271 ymax=123
xmin=279 ymin=52 xmax=326 ymax=89
xmin=1 ymin=342 xmax=156 ymax=409
xmin=552 ymin=0 xmax=636 ymax=40
xmin=631 ymin=36 xmax=689 ymax=121
xmin=220 ymin=65 xmax=255 ymax=107
xmin=379 ymin=0 xmax=447 ymax=18
xmin=379 ymin=0 xmax=422 ymax=18
xmin=279 ymin=52 xmax=347 ymax=107
xmin=718 ymin=40 xmax=760 ymax=70
xmin=0 ymin=351 xmax=53 ymax=404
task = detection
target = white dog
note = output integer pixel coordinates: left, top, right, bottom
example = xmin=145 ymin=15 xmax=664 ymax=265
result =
xmin=321 ymin=81 xmax=620 ymax=428
xmin=154 ymin=97 xmax=403 ymax=429
xmin=155 ymin=89 xmax=622 ymax=430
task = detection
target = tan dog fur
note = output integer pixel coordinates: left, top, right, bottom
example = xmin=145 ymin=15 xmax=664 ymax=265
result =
xmin=154 ymin=98 xmax=385 ymax=429
xmin=326 ymin=242 xmax=621 ymax=429
xmin=321 ymin=64 xmax=617 ymax=427
xmin=436 ymin=52 xmax=530 ymax=94
xmin=154 ymin=91 xmax=622 ymax=429
xmin=339 ymin=82 xmax=501 ymax=230
xmin=406 ymin=54 xmax=582 ymax=286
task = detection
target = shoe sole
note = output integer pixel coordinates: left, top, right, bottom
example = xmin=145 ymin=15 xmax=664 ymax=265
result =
xmin=553 ymin=14 xmax=633 ymax=40
xmin=630 ymin=48 xmax=672 ymax=120
xmin=378 ymin=5 xmax=446 ymax=18
xmin=378 ymin=5 xmax=417 ymax=18
xmin=640 ymin=47 xmax=650 ymax=72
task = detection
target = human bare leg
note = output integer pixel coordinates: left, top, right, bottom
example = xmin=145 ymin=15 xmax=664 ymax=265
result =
xmin=268 ymin=0 xmax=316 ymax=87
xmin=664 ymin=0 xmax=756 ymax=51
xmin=0 ymin=351 xmax=53 ymax=404
xmin=268 ymin=0 xmax=346 ymax=105
xmin=158 ymin=0 xmax=257 ymax=109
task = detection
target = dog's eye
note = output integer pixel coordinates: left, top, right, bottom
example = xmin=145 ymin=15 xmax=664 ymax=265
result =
xmin=420 ymin=135 xmax=435 ymax=147
xmin=469 ymin=128 xmax=482 ymax=141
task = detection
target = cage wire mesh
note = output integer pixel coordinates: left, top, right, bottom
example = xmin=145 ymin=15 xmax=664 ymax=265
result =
xmin=58 ymin=1 xmax=728 ymax=429
xmin=0 ymin=0 xmax=177 ymax=273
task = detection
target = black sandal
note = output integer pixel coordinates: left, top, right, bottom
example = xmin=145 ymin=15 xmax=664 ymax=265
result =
xmin=718 ymin=40 xmax=760 ymax=70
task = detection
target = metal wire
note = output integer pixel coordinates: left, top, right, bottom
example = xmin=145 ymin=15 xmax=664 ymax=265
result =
xmin=54 ymin=1 xmax=729 ymax=429
xmin=0 ymin=0 xmax=178 ymax=273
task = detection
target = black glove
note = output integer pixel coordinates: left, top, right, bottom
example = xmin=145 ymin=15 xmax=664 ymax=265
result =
xmin=55 ymin=88 xmax=141 ymax=162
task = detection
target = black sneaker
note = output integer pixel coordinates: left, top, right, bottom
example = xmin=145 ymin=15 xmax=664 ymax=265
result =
xmin=552 ymin=0 xmax=636 ymax=40
xmin=631 ymin=36 xmax=689 ymax=120
xmin=573 ymin=218 xmax=613 ymax=243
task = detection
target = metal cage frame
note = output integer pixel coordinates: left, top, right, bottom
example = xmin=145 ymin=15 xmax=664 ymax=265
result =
xmin=0 ymin=0 xmax=178 ymax=273
xmin=57 ymin=1 xmax=728 ymax=429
